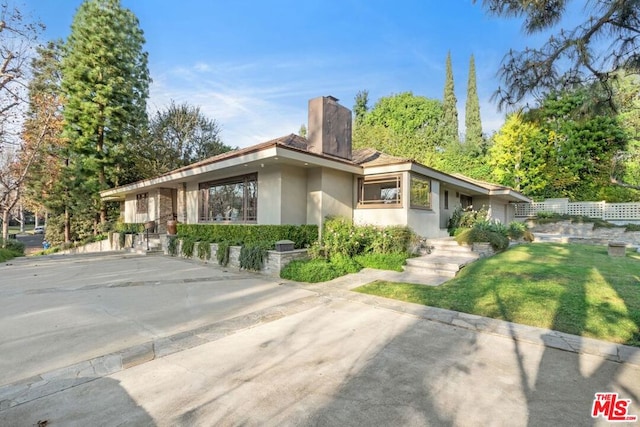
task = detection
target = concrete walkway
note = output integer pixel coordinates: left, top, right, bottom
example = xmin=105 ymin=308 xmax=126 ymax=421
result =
xmin=1 ymin=254 xmax=638 ymax=426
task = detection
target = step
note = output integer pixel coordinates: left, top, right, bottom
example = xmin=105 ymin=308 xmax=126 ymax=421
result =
xmin=430 ymin=247 xmax=476 ymax=257
xmin=403 ymin=265 xmax=459 ymax=278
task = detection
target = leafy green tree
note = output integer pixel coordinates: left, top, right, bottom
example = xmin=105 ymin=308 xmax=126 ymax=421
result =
xmin=61 ymin=0 xmax=150 ymax=230
xmin=476 ymin=0 xmax=640 ymax=110
xmin=353 ymin=92 xmax=444 ymax=163
xmin=490 ymin=88 xmax=629 ymax=200
xmin=442 ymin=52 xmax=459 ymax=142
xmin=137 ymin=101 xmax=234 ymax=177
xmin=464 ymin=54 xmax=483 ymax=148
xmin=353 ymin=90 xmax=369 ymax=126
xmin=610 ymin=71 xmax=640 ymax=194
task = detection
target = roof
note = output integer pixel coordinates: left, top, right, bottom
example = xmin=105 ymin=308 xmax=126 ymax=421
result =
xmin=101 ymin=133 xmax=529 ymax=203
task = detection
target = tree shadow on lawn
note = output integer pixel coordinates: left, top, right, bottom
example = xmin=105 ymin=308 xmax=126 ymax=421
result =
xmin=484 ymin=243 xmax=640 ymax=426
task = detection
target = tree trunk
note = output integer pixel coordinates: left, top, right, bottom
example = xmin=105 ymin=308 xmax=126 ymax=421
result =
xmin=1 ymin=209 xmax=9 ymax=247
xmin=64 ymin=207 xmax=70 ymax=243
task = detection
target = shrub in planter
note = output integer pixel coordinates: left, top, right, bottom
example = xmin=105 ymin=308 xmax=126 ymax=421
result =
xmin=216 ymin=241 xmax=230 ymax=266
xmin=280 ymin=259 xmax=344 ymax=283
xmin=239 ymin=243 xmax=269 ymax=271
xmin=0 ymin=238 xmax=25 ymax=256
xmin=167 ymin=236 xmax=179 ymax=256
xmin=181 ymin=237 xmax=196 ymax=258
xmin=197 ymin=239 xmax=212 ymax=260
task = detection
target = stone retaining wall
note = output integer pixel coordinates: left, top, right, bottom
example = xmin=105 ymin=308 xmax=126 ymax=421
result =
xmin=526 ymin=220 xmax=640 ymax=246
xmin=163 ymin=238 xmax=309 ymax=276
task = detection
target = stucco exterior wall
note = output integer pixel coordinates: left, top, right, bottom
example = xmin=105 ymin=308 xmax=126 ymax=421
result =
xmin=257 ymin=167 xmax=282 ymax=224
xmin=473 ymin=196 xmax=513 ymax=224
xmin=306 ymin=167 xmax=352 ymax=226
xmin=124 ymin=192 xmax=156 ymax=224
xmin=185 ymin=181 xmax=199 ymax=224
xmin=280 ymin=165 xmax=307 ymax=225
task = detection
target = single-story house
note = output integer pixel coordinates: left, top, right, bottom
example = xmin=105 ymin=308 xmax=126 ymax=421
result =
xmin=100 ymin=96 xmax=529 ymax=237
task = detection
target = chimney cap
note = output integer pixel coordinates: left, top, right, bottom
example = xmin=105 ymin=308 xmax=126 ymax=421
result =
xmin=325 ymin=95 xmax=339 ymax=102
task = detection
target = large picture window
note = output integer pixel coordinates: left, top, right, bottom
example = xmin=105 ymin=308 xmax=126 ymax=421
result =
xmin=357 ymin=175 xmax=402 ymax=207
xmin=410 ymin=175 xmax=431 ymax=209
xmin=199 ymin=173 xmax=257 ymax=222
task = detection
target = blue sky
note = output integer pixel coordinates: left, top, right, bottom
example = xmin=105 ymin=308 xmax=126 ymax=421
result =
xmin=25 ymin=0 xmax=545 ymax=148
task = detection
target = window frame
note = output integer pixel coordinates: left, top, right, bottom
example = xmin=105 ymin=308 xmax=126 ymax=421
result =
xmin=409 ymin=174 xmax=432 ymax=210
xmin=357 ymin=174 xmax=403 ymax=208
xmin=136 ymin=192 xmax=148 ymax=214
xmin=198 ymin=173 xmax=258 ymax=223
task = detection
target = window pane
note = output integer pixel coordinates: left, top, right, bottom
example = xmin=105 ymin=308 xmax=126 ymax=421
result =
xmin=199 ymin=174 xmax=257 ymax=222
xmin=410 ymin=176 xmax=430 ymax=208
xmin=358 ymin=175 xmax=401 ymax=205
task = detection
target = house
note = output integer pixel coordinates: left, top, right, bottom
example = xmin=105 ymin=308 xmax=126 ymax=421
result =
xmin=100 ymin=96 xmax=529 ymax=237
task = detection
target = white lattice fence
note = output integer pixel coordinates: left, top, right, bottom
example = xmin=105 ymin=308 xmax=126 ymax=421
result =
xmin=515 ymin=200 xmax=640 ymax=220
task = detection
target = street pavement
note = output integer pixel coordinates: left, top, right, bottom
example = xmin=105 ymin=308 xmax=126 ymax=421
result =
xmin=0 ymin=253 xmax=638 ymax=426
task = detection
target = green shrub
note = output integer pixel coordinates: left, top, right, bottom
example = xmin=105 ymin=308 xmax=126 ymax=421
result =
xmin=167 ymin=236 xmax=179 ymax=256
xmin=507 ymin=221 xmax=526 ymax=240
xmin=216 ymin=241 xmax=230 ymax=266
xmin=177 ymin=224 xmax=318 ymax=249
xmin=0 ymin=248 xmax=17 ymax=261
xmin=280 ymin=259 xmax=344 ymax=283
xmin=197 ymin=240 xmax=212 ymax=260
xmin=626 ymin=223 xmax=640 ymax=232
xmin=0 ymin=238 xmax=25 ymax=256
xmin=114 ymin=222 xmax=145 ymax=234
xmin=455 ymin=225 xmax=510 ymax=251
xmin=239 ymin=244 xmax=269 ymax=271
xmin=354 ymin=252 xmax=407 ymax=272
xmin=181 ymin=237 xmax=196 ymax=258
xmin=329 ymin=252 xmax=362 ymax=274
xmin=320 ymin=217 xmax=414 ymax=259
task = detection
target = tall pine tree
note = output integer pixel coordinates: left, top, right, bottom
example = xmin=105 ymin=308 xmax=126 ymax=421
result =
xmin=61 ymin=0 xmax=150 ymax=230
xmin=464 ymin=54 xmax=483 ymax=148
xmin=442 ymin=51 xmax=459 ymax=143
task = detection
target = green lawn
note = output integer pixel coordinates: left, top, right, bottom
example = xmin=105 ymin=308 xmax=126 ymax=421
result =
xmin=355 ymin=243 xmax=640 ymax=347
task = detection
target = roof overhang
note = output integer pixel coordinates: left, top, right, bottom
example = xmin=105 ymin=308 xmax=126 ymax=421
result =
xmin=100 ymin=144 xmax=363 ymax=200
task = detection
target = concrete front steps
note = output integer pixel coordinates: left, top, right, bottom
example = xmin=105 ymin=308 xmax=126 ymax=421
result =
xmin=404 ymin=237 xmax=479 ymax=279
xmin=130 ymin=233 xmax=164 ymax=255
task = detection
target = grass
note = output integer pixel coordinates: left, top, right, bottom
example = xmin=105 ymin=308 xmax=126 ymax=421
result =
xmin=281 ymin=252 xmax=408 ymax=283
xmin=355 ymin=243 xmax=640 ymax=347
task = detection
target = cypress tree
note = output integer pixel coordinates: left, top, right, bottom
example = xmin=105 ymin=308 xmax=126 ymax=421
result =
xmin=442 ymin=52 xmax=459 ymax=142
xmin=61 ymin=0 xmax=150 ymax=228
xmin=465 ymin=54 xmax=483 ymax=147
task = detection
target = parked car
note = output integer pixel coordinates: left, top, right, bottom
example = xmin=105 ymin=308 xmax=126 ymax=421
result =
xmin=34 ymin=226 xmax=45 ymax=234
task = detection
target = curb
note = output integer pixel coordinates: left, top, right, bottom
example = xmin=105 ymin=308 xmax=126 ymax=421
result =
xmin=0 ymin=294 xmax=328 ymax=411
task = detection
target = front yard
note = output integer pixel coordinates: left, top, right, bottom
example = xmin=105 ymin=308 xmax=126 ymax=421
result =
xmin=355 ymin=243 xmax=640 ymax=347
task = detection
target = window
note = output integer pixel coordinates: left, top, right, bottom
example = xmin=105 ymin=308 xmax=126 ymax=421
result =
xmin=199 ymin=173 xmax=257 ymax=222
xmin=357 ymin=175 xmax=401 ymax=207
xmin=410 ymin=175 xmax=431 ymax=209
xmin=136 ymin=193 xmax=148 ymax=214
xmin=444 ymin=190 xmax=449 ymax=210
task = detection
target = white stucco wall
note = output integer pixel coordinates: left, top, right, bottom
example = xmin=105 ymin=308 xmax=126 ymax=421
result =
xmin=124 ymin=192 xmax=156 ymax=224
xmin=473 ymin=196 xmax=513 ymax=224
xmin=257 ymin=167 xmax=282 ymax=224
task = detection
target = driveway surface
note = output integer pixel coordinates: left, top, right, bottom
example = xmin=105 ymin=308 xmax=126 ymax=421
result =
xmin=1 ymin=252 xmax=638 ymax=426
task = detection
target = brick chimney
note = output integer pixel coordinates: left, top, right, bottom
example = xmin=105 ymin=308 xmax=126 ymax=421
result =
xmin=307 ymin=96 xmax=352 ymax=160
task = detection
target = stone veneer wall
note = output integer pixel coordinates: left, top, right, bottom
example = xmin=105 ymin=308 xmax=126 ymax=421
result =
xmin=163 ymin=239 xmax=309 ymax=277
xmin=527 ymin=220 xmax=640 ymax=246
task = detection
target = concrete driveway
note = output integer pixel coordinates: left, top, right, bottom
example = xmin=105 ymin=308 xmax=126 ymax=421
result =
xmin=1 ymin=253 xmax=638 ymax=426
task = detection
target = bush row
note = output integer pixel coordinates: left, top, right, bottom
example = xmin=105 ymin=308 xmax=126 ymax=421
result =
xmin=176 ymin=224 xmax=318 ymax=249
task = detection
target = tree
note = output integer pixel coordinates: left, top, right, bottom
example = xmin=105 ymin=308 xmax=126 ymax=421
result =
xmin=353 ymin=90 xmax=369 ymax=126
xmin=490 ymin=88 xmax=629 ymax=200
xmin=22 ymin=40 xmax=69 ymax=240
xmin=442 ymin=52 xmax=459 ymax=142
xmin=465 ymin=54 xmax=483 ymax=148
xmin=610 ymin=71 xmax=640 ymax=193
xmin=298 ymin=124 xmax=307 ymax=138
xmin=0 ymin=2 xmax=43 ymax=243
xmin=353 ymin=92 xmax=444 ymax=164
xmin=137 ymin=101 xmax=233 ymax=177
xmin=476 ymin=0 xmax=640 ymax=109
xmin=61 ymin=0 xmax=150 ymax=232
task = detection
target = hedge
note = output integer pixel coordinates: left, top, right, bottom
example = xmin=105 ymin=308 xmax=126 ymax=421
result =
xmin=176 ymin=224 xmax=319 ymax=249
